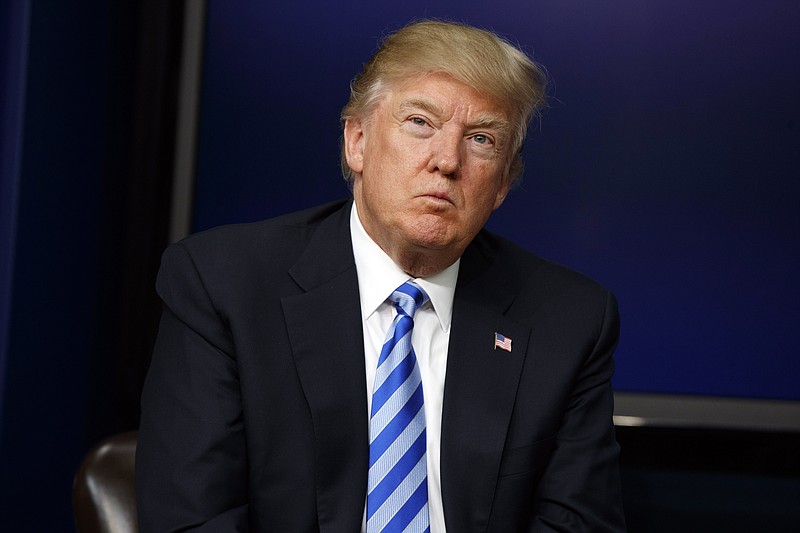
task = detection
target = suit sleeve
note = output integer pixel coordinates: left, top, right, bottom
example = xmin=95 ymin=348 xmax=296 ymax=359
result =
xmin=136 ymin=243 xmax=249 ymax=532
xmin=529 ymin=290 xmax=626 ymax=532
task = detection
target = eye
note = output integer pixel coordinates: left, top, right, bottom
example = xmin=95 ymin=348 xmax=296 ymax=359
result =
xmin=471 ymin=133 xmax=494 ymax=146
xmin=409 ymin=117 xmax=429 ymax=127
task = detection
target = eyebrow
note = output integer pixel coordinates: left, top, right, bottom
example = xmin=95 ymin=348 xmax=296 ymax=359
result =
xmin=399 ymin=98 xmax=444 ymax=117
xmin=470 ymin=115 xmax=511 ymax=136
xmin=398 ymin=98 xmax=510 ymax=135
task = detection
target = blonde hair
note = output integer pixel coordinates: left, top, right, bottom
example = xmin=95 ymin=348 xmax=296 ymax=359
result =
xmin=340 ymin=20 xmax=547 ymax=187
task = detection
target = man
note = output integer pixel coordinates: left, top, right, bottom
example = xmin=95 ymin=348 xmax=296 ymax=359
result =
xmin=137 ymin=20 xmax=625 ymax=532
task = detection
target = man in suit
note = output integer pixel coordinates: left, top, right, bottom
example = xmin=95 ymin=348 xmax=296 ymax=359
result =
xmin=136 ymin=20 xmax=625 ymax=532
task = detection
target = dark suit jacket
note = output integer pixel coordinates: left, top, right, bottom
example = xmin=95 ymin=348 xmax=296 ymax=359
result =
xmin=136 ymin=199 xmax=625 ymax=532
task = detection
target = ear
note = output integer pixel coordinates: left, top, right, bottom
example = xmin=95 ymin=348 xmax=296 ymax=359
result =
xmin=343 ymin=118 xmax=365 ymax=174
xmin=493 ymin=181 xmax=511 ymax=210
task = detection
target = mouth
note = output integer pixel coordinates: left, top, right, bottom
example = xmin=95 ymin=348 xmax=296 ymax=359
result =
xmin=417 ymin=191 xmax=454 ymax=206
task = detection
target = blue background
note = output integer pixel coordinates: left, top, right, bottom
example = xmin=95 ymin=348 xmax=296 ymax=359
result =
xmin=1 ymin=2 xmax=797 ymax=531
xmin=193 ymin=0 xmax=800 ymax=400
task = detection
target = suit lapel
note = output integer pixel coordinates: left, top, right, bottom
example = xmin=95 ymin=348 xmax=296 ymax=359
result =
xmin=281 ymin=202 xmax=368 ymax=532
xmin=440 ymin=234 xmax=532 ymax=531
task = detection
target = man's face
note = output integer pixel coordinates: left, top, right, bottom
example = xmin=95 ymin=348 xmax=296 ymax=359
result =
xmin=344 ymin=72 xmax=512 ymax=273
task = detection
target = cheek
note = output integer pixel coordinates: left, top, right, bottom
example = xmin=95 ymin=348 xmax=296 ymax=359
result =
xmin=371 ymin=154 xmax=417 ymax=193
xmin=467 ymin=165 xmax=505 ymax=203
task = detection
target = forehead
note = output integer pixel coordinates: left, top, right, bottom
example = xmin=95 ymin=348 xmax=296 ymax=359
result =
xmin=382 ymin=72 xmax=510 ymax=122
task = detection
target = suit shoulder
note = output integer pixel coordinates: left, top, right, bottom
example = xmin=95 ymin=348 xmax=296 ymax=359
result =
xmin=170 ymin=200 xmax=348 ymax=259
xmin=471 ymin=230 xmax=611 ymax=296
xmin=468 ymin=231 xmax=618 ymax=341
xmin=159 ymin=199 xmax=350 ymax=282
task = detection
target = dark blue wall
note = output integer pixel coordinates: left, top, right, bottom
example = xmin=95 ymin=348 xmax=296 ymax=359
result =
xmin=0 ymin=1 xmax=111 ymax=530
xmin=0 ymin=0 xmax=28 ymax=426
xmin=1 ymin=0 xmax=180 ymax=528
xmin=193 ymin=0 xmax=800 ymax=401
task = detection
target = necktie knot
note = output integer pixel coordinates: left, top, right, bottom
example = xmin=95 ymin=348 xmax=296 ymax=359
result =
xmin=390 ymin=281 xmax=429 ymax=319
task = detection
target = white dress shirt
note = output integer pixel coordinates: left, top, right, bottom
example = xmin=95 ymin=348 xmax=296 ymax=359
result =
xmin=351 ymin=203 xmax=457 ymax=533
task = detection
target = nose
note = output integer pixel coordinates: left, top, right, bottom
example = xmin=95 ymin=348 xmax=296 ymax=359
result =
xmin=426 ymin=130 xmax=461 ymax=177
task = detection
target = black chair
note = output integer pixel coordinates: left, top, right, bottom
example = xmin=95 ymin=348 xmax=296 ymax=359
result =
xmin=73 ymin=431 xmax=138 ymax=533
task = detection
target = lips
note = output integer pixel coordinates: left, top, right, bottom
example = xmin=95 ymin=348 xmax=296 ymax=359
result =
xmin=418 ymin=191 xmax=454 ymax=205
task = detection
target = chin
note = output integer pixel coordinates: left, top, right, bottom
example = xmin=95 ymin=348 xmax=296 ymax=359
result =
xmin=405 ymin=230 xmax=456 ymax=251
xmin=401 ymin=213 xmax=467 ymax=246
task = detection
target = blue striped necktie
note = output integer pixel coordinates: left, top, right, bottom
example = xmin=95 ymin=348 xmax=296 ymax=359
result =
xmin=367 ymin=281 xmax=430 ymax=533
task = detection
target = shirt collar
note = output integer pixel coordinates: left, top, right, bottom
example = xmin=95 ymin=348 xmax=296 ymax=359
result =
xmin=350 ymin=202 xmax=459 ymax=333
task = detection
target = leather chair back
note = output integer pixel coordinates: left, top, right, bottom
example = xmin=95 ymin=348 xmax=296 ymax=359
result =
xmin=73 ymin=431 xmax=138 ymax=533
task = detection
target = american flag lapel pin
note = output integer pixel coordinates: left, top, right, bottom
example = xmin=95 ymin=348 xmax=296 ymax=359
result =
xmin=494 ymin=332 xmax=512 ymax=352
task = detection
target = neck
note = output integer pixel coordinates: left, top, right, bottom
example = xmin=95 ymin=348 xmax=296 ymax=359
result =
xmin=390 ymin=247 xmax=459 ymax=278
